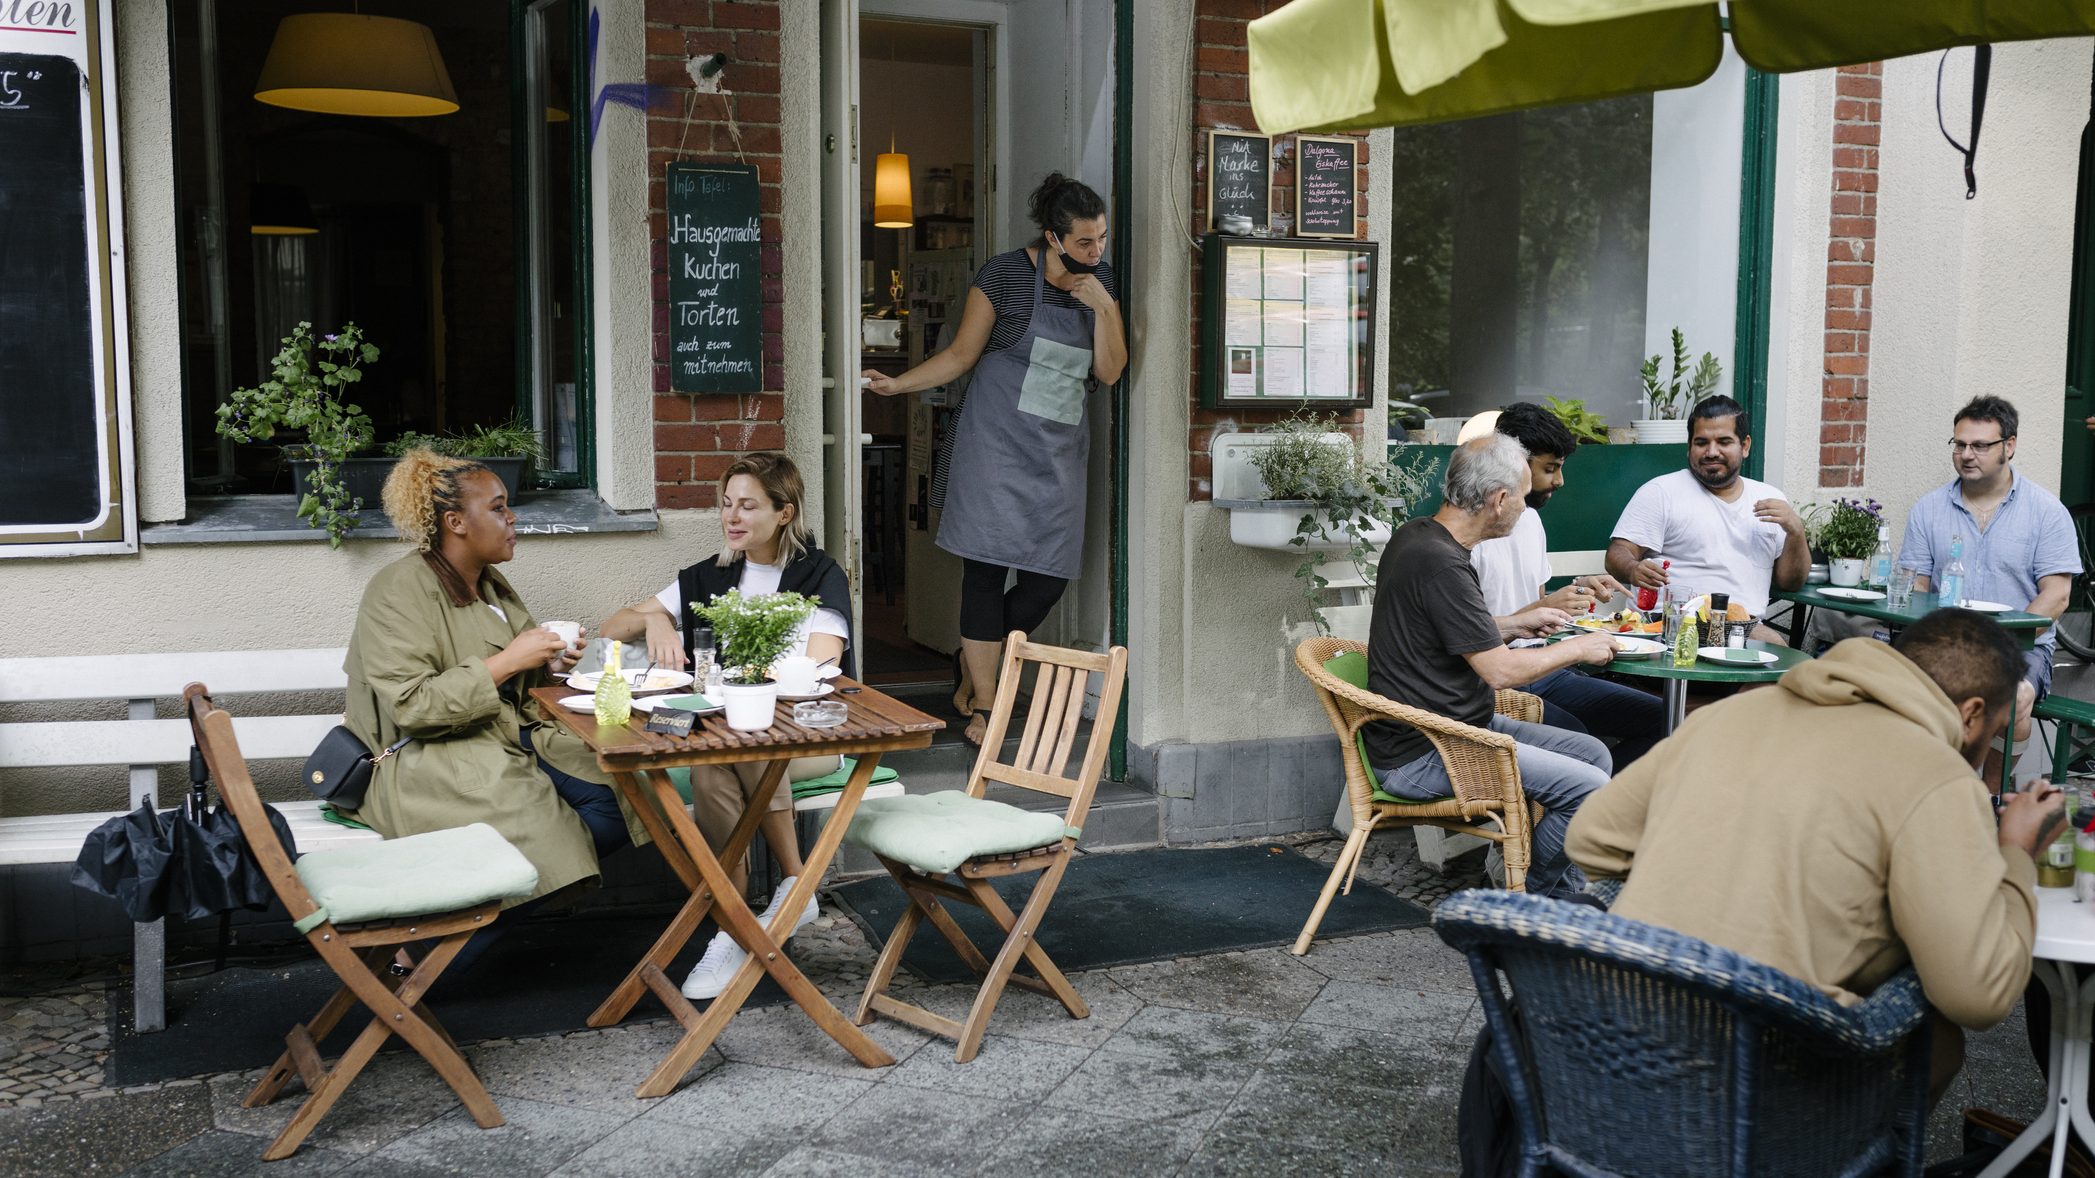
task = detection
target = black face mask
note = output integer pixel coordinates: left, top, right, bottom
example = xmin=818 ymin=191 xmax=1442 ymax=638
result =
xmin=1048 ymin=233 xmax=1099 ymax=276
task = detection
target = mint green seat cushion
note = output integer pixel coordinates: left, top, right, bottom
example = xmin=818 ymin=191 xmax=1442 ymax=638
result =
xmin=663 ymin=757 xmax=901 ymax=805
xmin=841 ymin=790 xmax=1073 ymax=874
xmin=291 ymin=822 xmax=539 ymax=933
xmin=1324 ymin=650 xmax=1452 ymax=807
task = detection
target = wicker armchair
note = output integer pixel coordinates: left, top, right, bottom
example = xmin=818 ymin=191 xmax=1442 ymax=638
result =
xmin=1435 ymin=889 xmax=1932 ymax=1178
xmin=1291 ymin=636 xmax=1543 ymax=955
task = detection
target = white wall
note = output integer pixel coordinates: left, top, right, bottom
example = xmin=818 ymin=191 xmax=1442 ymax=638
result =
xmin=1644 ymin=46 xmax=1745 ymax=407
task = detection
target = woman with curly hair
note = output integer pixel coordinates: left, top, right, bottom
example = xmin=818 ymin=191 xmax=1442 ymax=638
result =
xmin=342 ymin=450 xmax=643 ymax=914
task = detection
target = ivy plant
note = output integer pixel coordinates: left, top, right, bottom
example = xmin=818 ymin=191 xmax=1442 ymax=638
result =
xmin=214 ymin=322 xmax=380 ymax=548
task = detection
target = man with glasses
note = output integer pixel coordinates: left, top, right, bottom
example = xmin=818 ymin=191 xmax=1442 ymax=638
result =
xmin=1899 ymin=396 xmax=2081 ymax=785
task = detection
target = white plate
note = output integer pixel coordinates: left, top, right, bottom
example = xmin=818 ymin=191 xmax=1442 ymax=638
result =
xmin=558 ymin=694 xmax=596 ymax=711
xmin=1961 ymin=599 xmax=2012 ymax=613
xmin=777 ymin=683 xmax=835 ymax=702
xmin=1612 ymin=637 xmax=1664 ymax=659
xmin=1817 ymin=587 xmax=1885 ymax=602
xmin=1697 ymin=647 xmax=1777 ymax=666
xmin=565 ymin=669 xmax=694 ymax=694
xmin=632 ymin=693 xmax=723 ymax=716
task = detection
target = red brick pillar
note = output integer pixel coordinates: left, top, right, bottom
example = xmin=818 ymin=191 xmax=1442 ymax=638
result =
xmin=1820 ymin=63 xmax=1881 ymax=489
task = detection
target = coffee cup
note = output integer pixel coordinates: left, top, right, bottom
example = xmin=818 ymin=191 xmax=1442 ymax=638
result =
xmin=542 ymin=620 xmax=582 ymax=648
xmin=773 ymin=655 xmax=820 ymax=695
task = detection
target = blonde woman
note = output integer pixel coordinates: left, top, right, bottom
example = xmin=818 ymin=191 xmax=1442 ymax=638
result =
xmin=601 ymin=452 xmax=853 ymax=999
xmin=344 ymin=451 xmax=643 ymax=925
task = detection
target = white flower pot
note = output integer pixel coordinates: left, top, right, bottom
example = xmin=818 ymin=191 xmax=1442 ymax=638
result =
xmin=1218 ymin=500 xmax=1395 ymax=552
xmin=1828 ymin=558 xmax=1867 ymax=587
xmin=720 ymin=680 xmax=779 ymax=731
xmin=1632 ymin=418 xmax=1687 ymax=445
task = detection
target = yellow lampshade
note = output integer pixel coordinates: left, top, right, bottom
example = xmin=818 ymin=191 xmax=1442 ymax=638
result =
xmin=254 ymin=13 xmax=459 ymax=118
xmin=249 ymin=182 xmax=318 ymax=235
xmin=873 ymin=152 xmax=913 ymax=228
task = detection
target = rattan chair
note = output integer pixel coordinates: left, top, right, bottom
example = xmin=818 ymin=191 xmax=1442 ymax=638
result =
xmin=1435 ymin=889 xmax=1932 ymax=1177
xmin=1291 ymin=636 xmax=1542 ymax=954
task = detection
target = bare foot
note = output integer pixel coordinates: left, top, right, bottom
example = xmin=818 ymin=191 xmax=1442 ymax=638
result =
xmin=951 ymin=651 xmax=972 ymax=718
xmin=964 ymin=711 xmax=988 ymax=747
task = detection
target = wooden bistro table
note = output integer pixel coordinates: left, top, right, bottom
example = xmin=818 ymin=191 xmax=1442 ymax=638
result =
xmin=529 ymin=681 xmax=943 ymax=1097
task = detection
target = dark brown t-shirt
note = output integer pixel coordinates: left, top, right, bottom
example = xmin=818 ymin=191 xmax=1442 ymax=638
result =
xmin=1364 ymin=517 xmax=1506 ymax=771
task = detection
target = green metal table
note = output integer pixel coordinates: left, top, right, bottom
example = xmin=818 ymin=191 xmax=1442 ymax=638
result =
xmin=1603 ymin=640 xmax=1813 ymax=734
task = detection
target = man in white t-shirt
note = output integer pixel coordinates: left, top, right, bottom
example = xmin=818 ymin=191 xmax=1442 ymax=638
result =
xmin=1473 ymin=404 xmax=1666 ymax=765
xmin=1606 ymin=396 xmax=1810 ymax=639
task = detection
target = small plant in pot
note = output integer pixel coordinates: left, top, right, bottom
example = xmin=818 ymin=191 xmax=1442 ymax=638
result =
xmin=1543 ymin=396 xmax=1610 ymax=446
xmin=384 ymin=418 xmax=547 ymax=500
xmin=214 ymin=322 xmax=379 ymax=548
xmin=1635 ymin=327 xmax=1722 ymax=444
xmin=1818 ymin=497 xmax=1883 ymax=587
xmin=690 ymin=589 xmax=818 ymax=731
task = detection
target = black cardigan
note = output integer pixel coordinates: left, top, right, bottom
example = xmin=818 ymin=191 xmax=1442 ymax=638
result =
xmin=674 ymin=546 xmax=855 ymax=678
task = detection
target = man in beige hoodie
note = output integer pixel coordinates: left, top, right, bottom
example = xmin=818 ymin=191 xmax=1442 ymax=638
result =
xmin=1567 ymin=609 xmax=2061 ymax=1088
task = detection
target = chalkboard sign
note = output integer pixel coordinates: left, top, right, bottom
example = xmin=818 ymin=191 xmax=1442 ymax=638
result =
xmin=1206 ymin=130 xmax=1271 ymax=234
xmin=0 ymin=6 xmax=136 ymax=557
xmin=1295 ymin=136 xmax=1358 ymax=239
xmin=665 ymin=162 xmax=762 ymax=394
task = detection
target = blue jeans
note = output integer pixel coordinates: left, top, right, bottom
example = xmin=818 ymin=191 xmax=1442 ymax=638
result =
xmin=520 ymin=727 xmax=630 ymax=858
xmin=1378 ymin=715 xmax=1612 ymax=898
xmin=1523 ymin=667 xmax=1665 ymax=768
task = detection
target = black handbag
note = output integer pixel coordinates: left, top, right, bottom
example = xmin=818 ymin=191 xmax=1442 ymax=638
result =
xmin=302 ymin=726 xmax=411 ymax=809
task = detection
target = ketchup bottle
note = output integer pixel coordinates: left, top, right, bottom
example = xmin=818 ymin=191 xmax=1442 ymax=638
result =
xmin=1634 ymin=560 xmax=1670 ymax=613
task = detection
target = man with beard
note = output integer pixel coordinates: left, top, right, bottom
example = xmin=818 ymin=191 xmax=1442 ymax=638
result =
xmin=1605 ymin=395 xmax=1809 ymax=641
xmin=1471 ymin=403 xmax=1666 ymax=765
xmin=1567 ymin=609 xmax=2061 ymax=1100
xmin=1898 ymin=396 xmax=2080 ymax=786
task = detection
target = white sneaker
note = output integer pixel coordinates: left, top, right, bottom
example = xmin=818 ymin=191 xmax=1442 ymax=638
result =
xmin=764 ymin=876 xmax=819 ymax=937
xmin=680 ymin=930 xmax=748 ymax=1001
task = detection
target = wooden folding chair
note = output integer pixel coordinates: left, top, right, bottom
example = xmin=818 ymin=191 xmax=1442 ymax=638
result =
xmin=847 ymin=634 xmax=1128 ymax=1063
xmin=184 ymin=684 xmax=537 ymax=1161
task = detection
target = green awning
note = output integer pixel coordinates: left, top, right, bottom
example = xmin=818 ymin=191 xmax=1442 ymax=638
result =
xmin=1248 ymin=0 xmax=2095 ymax=133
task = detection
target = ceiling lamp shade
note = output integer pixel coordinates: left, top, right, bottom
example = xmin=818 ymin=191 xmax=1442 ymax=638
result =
xmin=253 ymin=13 xmax=459 ymax=118
xmin=249 ymin=183 xmax=318 ymax=235
xmin=873 ymin=151 xmax=914 ymax=228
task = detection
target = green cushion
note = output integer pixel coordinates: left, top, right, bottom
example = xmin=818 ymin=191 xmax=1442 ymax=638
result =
xmin=841 ymin=790 xmax=1073 ymax=873
xmin=291 ymin=822 xmax=538 ymax=933
xmin=1323 ymin=651 xmax=1452 ymax=807
xmin=663 ymin=757 xmax=901 ymax=806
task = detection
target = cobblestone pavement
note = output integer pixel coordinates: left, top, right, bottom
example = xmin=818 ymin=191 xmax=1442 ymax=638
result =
xmin=0 ymin=832 xmax=2049 ymax=1175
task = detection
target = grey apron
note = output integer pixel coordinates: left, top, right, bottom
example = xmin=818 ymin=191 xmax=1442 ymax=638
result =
xmin=935 ymin=249 xmax=1096 ymax=579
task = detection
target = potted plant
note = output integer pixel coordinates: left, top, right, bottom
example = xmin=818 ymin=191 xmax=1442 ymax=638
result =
xmin=1818 ymin=497 xmax=1883 ymax=587
xmin=689 ymin=589 xmax=818 ymax=730
xmin=214 ymin=322 xmax=379 ymax=548
xmin=1543 ymin=396 xmax=1610 ymax=446
xmin=384 ymin=417 xmax=547 ymax=500
xmin=1635 ymin=327 xmax=1722 ymax=445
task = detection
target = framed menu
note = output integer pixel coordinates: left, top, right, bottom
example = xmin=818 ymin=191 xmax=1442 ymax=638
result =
xmin=1200 ymin=235 xmax=1377 ymax=409
xmin=1205 ymin=130 xmax=1271 ymax=233
xmin=1294 ymin=136 xmax=1358 ymax=239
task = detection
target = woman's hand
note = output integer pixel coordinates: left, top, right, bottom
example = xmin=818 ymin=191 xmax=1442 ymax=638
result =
xmin=645 ymin=614 xmax=688 ymax=670
xmin=487 ymin=626 xmax=569 ymax=684
xmin=1067 ymin=274 xmax=1113 ymax=314
xmin=861 ymin=369 xmax=901 ymax=397
xmin=547 ymin=626 xmax=588 ymax=676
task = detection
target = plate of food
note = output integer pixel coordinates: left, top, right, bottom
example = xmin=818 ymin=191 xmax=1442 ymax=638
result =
xmin=1818 ymin=586 xmax=1885 ymax=602
xmin=1612 ymin=636 xmax=1665 ymax=659
xmin=1578 ymin=608 xmax=1663 ymax=635
xmin=1697 ymin=646 xmax=1777 ymax=666
xmin=1960 ymin=599 xmax=2012 ymax=613
xmin=564 ymin=668 xmax=695 ymax=694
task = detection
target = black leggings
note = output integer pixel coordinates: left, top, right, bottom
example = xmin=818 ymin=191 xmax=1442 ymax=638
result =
xmin=959 ymin=559 xmax=1069 ymax=643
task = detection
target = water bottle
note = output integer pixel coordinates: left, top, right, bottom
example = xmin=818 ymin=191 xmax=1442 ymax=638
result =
xmin=1868 ymin=526 xmax=1892 ymax=590
xmin=1940 ymin=534 xmax=1967 ymax=608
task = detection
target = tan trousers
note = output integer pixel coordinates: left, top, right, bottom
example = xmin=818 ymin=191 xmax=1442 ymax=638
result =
xmin=687 ymin=755 xmax=841 ymax=856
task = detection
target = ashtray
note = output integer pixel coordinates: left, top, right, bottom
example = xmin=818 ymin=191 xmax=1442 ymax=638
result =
xmin=792 ymin=700 xmax=848 ymax=729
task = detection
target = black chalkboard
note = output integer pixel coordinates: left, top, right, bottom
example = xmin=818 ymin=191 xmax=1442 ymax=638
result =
xmin=1295 ymin=136 xmax=1358 ymax=239
xmin=666 ymin=162 xmax=762 ymax=394
xmin=1206 ymin=130 xmax=1271 ymax=234
xmin=0 ymin=52 xmax=99 ymax=527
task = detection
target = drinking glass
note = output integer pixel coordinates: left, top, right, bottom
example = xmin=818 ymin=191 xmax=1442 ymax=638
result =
xmin=1887 ymin=566 xmax=1916 ymax=610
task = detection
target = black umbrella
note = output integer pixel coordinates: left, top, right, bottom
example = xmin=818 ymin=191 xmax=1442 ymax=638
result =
xmin=71 ymin=747 xmax=298 ymax=923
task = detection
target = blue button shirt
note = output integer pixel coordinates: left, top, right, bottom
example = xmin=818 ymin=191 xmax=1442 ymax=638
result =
xmin=1896 ymin=468 xmax=2080 ymax=649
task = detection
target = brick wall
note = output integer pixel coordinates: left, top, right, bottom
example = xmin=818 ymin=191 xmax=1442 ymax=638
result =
xmin=645 ymin=0 xmax=787 ymax=511
xmin=1820 ymin=63 xmax=1881 ymax=488
xmin=1190 ymin=0 xmax=1372 ymax=501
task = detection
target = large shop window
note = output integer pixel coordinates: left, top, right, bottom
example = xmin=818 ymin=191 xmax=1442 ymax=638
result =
xmin=1386 ymin=54 xmax=1748 ymax=433
xmin=169 ymin=0 xmax=591 ymax=497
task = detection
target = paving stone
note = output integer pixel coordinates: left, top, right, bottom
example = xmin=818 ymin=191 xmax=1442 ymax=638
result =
xmin=1042 ymin=1047 xmax=1252 ymax=1130
xmin=359 ymin=1094 xmax=628 ymax=1176
xmin=1294 ymin=929 xmax=1478 ymax=995
xmin=807 ymin=1083 xmax=1030 ymax=1170
xmin=1263 ymin=1018 xmax=1469 ymax=1092
xmin=549 ymin=1113 xmax=780 ymax=1178
xmin=467 ymin=1022 xmax=702 ymax=1118
xmin=1296 ymin=981 xmax=1475 ymax=1043
xmin=1184 ymin=1124 xmax=1451 ymax=1178
xmin=712 ymin=1001 xmax=931 ymax=1078
xmin=206 ymin=1053 xmax=460 ymax=1157
xmin=979 ymin=1106 xmax=1204 ymax=1178
xmin=1095 ymin=1004 xmax=1285 ymax=1066
xmin=0 ymin=1084 xmax=214 ymax=1176
xmin=1216 ymin=1067 xmax=1446 ymax=1156
xmin=881 ymin=1033 xmax=1091 ymax=1102
xmin=1107 ymin=948 xmax=1330 ymax=1022
xmin=900 ymin=973 xmax=1142 ymax=1052
xmin=645 ymin=1061 xmax=873 ymax=1146
xmin=758 ymin=1144 xmax=956 ymax=1177
xmin=119 ymin=1127 xmax=356 ymax=1177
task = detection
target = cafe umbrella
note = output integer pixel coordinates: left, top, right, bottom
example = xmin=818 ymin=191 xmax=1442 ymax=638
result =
xmin=71 ymin=747 xmax=297 ymax=924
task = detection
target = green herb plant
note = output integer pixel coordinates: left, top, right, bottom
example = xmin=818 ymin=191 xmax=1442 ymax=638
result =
xmin=1543 ymin=396 xmax=1610 ymax=445
xmin=214 ymin=322 xmax=379 ymax=548
xmin=1640 ymin=327 xmax=1723 ymax=421
xmin=690 ymin=590 xmax=819 ymax=684
xmin=1247 ymin=412 xmax=1432 ymax=634
xmin=383 ymin=417 xmax=547 ymax=464
xmin=1818 ymin=497 xmax=1883 ymax=562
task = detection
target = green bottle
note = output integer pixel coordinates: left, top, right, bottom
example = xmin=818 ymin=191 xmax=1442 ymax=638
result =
xmin=1671 ymin=612 xmax=1698 ymax=668
xmin=594 ymin=639 xmax=633 ymax=728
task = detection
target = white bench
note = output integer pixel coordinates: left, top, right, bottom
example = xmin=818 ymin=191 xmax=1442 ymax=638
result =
xmin=0 ymin=649 xmax=375 ymax=1032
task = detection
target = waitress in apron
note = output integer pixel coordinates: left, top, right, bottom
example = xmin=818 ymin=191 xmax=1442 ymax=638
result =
xmin=864 ymin=174 xmax=1126 ymax=746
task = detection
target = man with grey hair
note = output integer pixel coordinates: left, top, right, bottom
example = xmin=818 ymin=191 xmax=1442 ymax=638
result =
xmin=1365 ymin=435 xmax=1620 ymax=897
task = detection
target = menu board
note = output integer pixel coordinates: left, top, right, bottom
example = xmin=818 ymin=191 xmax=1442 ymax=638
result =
xmin=665 ymin=162 xmax=762 ymax=394
xmin=1295 ymin=136 xmax=1358 ymax=239
xmin=1201 ymin=236 xmax=1377 ymax=409
xmin=0 ymin=2 xmax=135 ymax=557
xmin=1205 ymin=130 xmax=1271 ymax=233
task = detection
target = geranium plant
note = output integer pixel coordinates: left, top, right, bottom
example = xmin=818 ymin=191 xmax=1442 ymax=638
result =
xmin=1819 ymin=497 xmax=1883 ymax=561
xmin=690 ymin=590 xmax=818 ymax=684
xmin=214 ymin=322 xmax=380 ymax=548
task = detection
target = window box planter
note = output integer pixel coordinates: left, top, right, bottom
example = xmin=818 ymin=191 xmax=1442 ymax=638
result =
xmin=1213 ymin=499 xmax=1395 ymax=552
xmin=289 ymin=455 xmax=531 ymax=507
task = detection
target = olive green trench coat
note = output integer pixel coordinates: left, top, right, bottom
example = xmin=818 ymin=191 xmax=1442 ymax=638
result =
xmin=342 ymin=554 xmax=650 ymax=903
